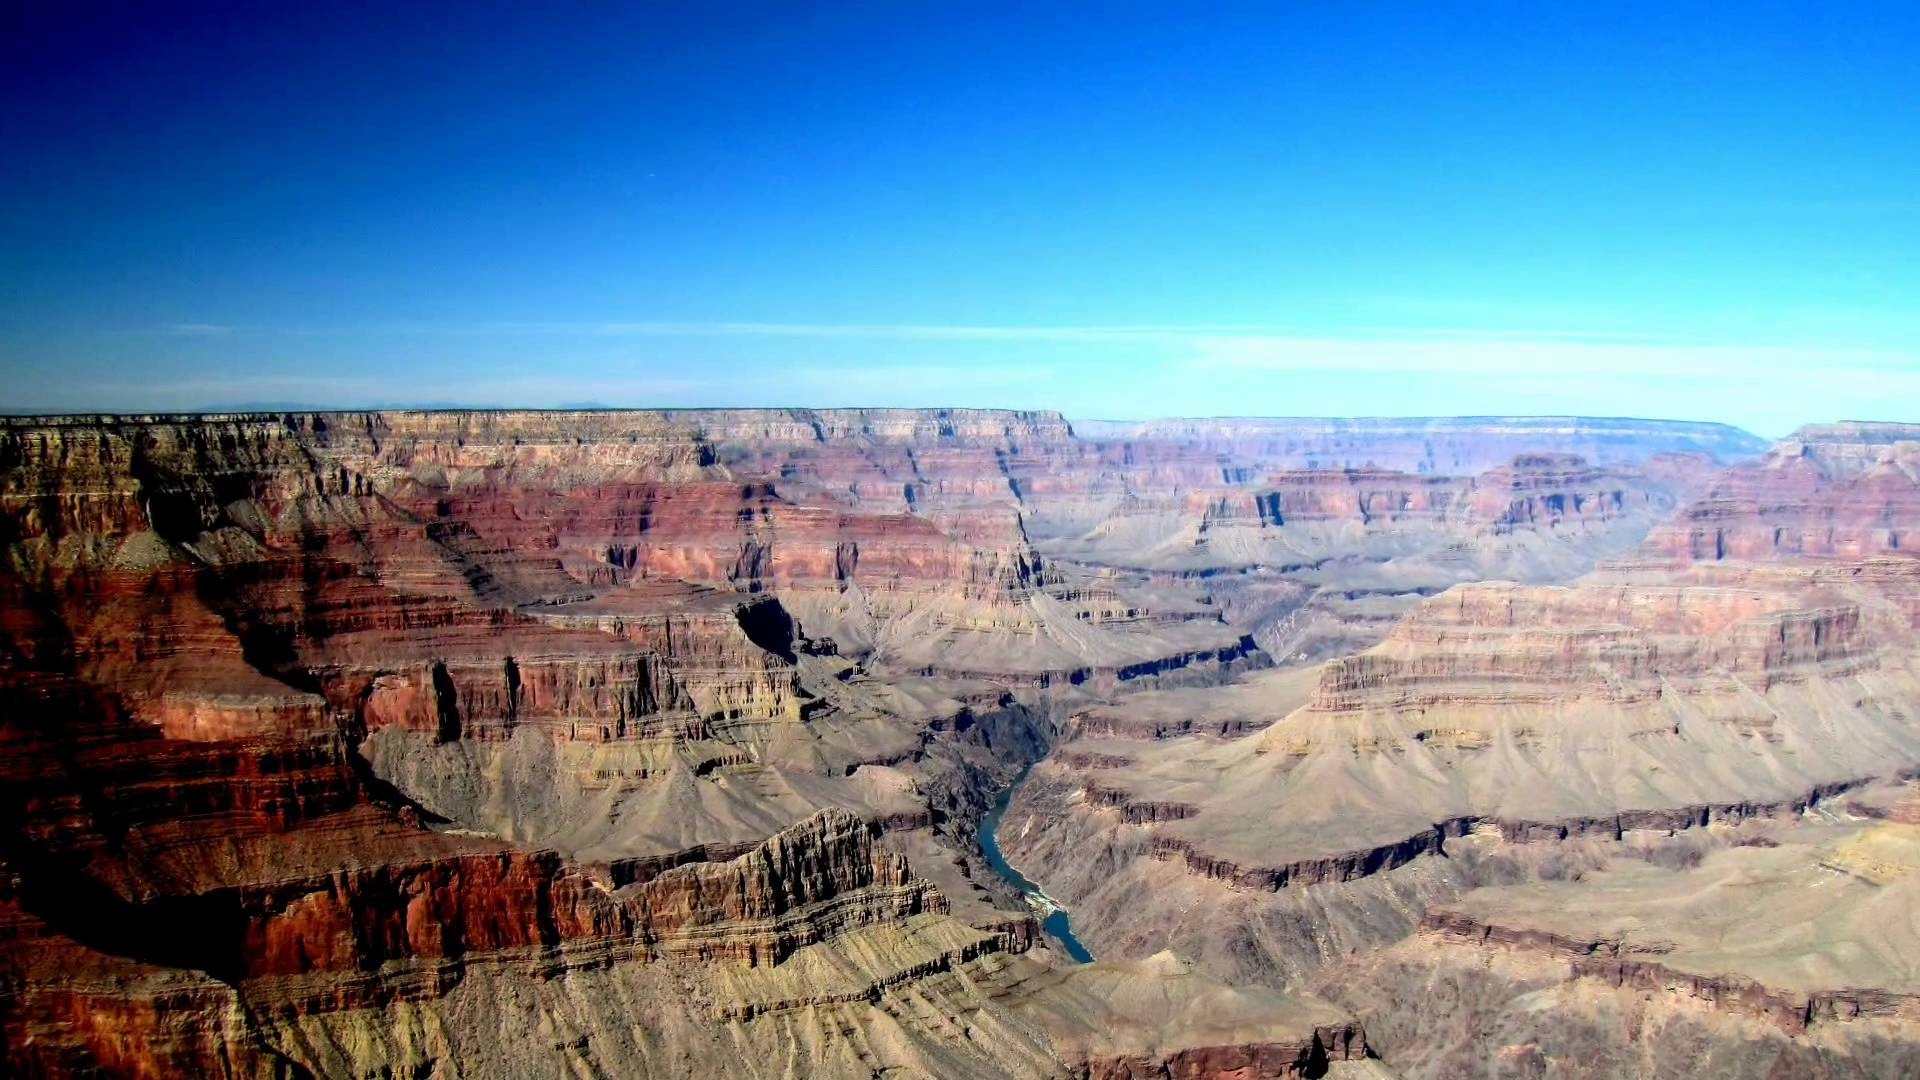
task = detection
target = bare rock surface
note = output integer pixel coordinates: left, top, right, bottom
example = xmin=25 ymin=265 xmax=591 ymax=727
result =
xmin=995 ymin=419 xmax=1920 ymax=1075
xmin=24 ymin=408 xmax=1920 ymax=1078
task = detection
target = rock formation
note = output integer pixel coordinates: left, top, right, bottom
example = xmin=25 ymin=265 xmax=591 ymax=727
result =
xmin=22 ymin=407 xmax=1902 ymax=1078
xmin=994 ymin=417 xmax=1920 ymax=1076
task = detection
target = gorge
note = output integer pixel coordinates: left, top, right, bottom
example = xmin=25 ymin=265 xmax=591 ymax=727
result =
xmin=7 ymin=407 xmax=1920 ymax=1078
xmin=977 ymin=764 xmax=1094 ymax=964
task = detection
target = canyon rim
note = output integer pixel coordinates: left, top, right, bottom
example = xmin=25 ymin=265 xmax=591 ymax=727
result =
xmin=5 ymin=408 xmax=1920 ymax=1077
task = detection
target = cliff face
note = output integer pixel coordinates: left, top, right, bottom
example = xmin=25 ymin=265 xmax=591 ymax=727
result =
xmin=0 ymin=410 xmax=1737 ymax=704
xmin=217 ymin=807 xmax=936 ymax=985
xmin=993 ymin=421 xmax=1920 ymax=1077
xmin=1418 ymin=909 xmax=1920 ymax=1036
xmin=3 ymin=408 xmax=1406 ymax=1078
xmin=1016 ymin=555 xmax=1920 ymax=907
xmin=1235 ymin=427 xmax=1920 ymax=836
xmin=1034 ymin=447 xmax=1726 ymax=678
xmin=1332 ymin=806 xmax=1920 ymax=1077
xmin=1161 ymin=454 xmax=1647 ymax=533
xmin=1647 ymin=422 xmax=1920 ymax=562
xmin=0 ymin=795 xmax=949 ymax=1075
xmin=1060 ymin=452 xmax=1700 ymax=554
xmin=1302 ymin=580 xmax=1874 ymax=717
xmin=14 ymin=407 xmax=1872 ymax=1078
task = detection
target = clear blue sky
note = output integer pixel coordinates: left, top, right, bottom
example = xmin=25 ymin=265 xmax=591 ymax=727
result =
xmin=4 ymin=2 xmax=1917 ymax=435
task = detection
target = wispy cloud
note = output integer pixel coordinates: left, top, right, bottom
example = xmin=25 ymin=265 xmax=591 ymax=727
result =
xmin=454 ymin=319 xmax=1891 ymax=356
xmin=123 ymin=317 xmax=1917 ymax=355
xmin=476 ymin=320 xmax=1693 ymax=345
xmin=1179 ymin=336 xmax=1920 ymax=381
xmin=480 ymin=321 xmax=1272 ymax=344
xmin=20 ymin=319 xmax=1914 ymax=434
xmin=9 ymin=358 xmax=1065 ymax=415
xmin=158 ymin=322 xmax=236 ymax=337
xmin=479 ymin=321 xmax=1920 ymax=392
xmin=73 ymin=372 xmax=719 ymax=407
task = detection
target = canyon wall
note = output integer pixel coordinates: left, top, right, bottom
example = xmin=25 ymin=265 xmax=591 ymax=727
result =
xmin=5 ymin=407 xmax=1834 ymax=1077
xmin=995 ymin=419 xmax=1920 ymax=1075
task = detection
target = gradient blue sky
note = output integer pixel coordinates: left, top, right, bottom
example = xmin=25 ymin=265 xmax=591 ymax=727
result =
xmin=4 ymin=2 xmax=1918 ymax=435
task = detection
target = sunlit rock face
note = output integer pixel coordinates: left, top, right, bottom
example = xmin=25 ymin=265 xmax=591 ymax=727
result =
xmin=5 ymin=408 xmax=1834 ymax=1078
xmin=994 ymin=420 xmax=1920 ymax=1078
xmin=1645 ymin=422 xmax=1920 ymax=561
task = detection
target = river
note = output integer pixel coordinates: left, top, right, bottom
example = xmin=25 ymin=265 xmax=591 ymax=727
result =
xmin=976 ymin=763 xmax=1094 ymax=963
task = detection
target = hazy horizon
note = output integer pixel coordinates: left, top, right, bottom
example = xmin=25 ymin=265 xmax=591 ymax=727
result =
xmin=0 ymin=400 xmax=1822 ymax=441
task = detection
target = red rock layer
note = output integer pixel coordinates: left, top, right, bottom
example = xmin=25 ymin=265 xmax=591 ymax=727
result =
xmin=1647 ymin=422 xmax=1920 ymax=562
xmin=1082 ymin=1023 xmax=1368 ymax=1080
xmin=1086 ymin=453 xmax=1682 ymax=541
xmin=0 ymin=410 xmax=1786 ymax=1075
xmin=1176 ymin=454 xmax=1662 ymax=532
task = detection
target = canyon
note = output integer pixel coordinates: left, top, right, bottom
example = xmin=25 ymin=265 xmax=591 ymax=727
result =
xmin=8 ymin=407 xmax=1920 ymax=1078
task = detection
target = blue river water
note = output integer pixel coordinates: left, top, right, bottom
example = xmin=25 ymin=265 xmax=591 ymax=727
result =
xmin=976 ymin=764 xmax=1094 ymax=963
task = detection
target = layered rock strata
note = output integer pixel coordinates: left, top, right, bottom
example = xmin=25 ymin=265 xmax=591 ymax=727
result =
xmin=4 ymin=408 xmax=1482 ymax=1077
xmin=995 ymin=420 xmax=1920 ymax=1074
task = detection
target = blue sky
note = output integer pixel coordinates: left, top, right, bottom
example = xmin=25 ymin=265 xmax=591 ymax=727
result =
xmin=4 ymin=3 xmax=1917 ymax=436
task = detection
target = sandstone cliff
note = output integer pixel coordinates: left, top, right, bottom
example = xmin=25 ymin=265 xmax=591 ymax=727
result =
xmin=993 ymin=421 xmax=1920 ymax=1076
xmin=30 ymin=407 xmax=1904 ymax=1079
xmin=2 ymin=408 xmax=1421 ymax=1078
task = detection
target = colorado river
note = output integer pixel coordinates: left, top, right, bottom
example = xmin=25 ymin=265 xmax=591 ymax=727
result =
xmin=977 ymin=764 xmax=1094 ymax=963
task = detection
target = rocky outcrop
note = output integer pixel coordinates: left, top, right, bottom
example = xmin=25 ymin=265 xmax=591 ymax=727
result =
xmin=909 ymin=631 xmax=1266 ymax=692
xmin=0 ymin=792 xmax=971 ymax=1074
xmin=1420 ymin=909 xmax=1920 ymax=1035
xmin=1647 ymin=422 xmax=1920 ymax=562
xmin=24 ymin=408 xmax=1891 ymax=1079
xmin=1163 ymin=454 xmax=1658 ymax=534
xmin=1147 ymin=781 xmax=1872 ymax=892
xmin=1080 ymin=1024 xmax=1367 ymax=1080
xmin=1083 ymin=781 xmax=1199 ymax=824
xmin=1147 ymin=822 xmax=1471 ymax=891
xmin=518 ymin=591 xmax=811 ymax=722
xmin=232 ymin=809 xmax=940 ymax=987
xmin=1302 ymin=581 xmax=1875 ymax=718
xmin=1066 ymin=709 xmax=1266 ymax=741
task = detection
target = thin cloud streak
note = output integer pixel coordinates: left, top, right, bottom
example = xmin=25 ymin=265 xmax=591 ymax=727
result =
xmin=488 ymin=321 xmax=1272 ymax=344
xmin=124 ymin=319 xmax=1907 ymax=356
xmin=13 ymin=362 xmax=1059 ymax=414
xmin=1180 ymin=336 xmax=1920 ymax=382
xmin=12 ymin=322 xmax=1912 ymax=435
xmin=480 ymin=320 xmax=1692 ymax=346
xmin=420 ymin=321 xmax=1918 ymax=363
xmin=159 ymin=323 xmax=236 ymax=337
